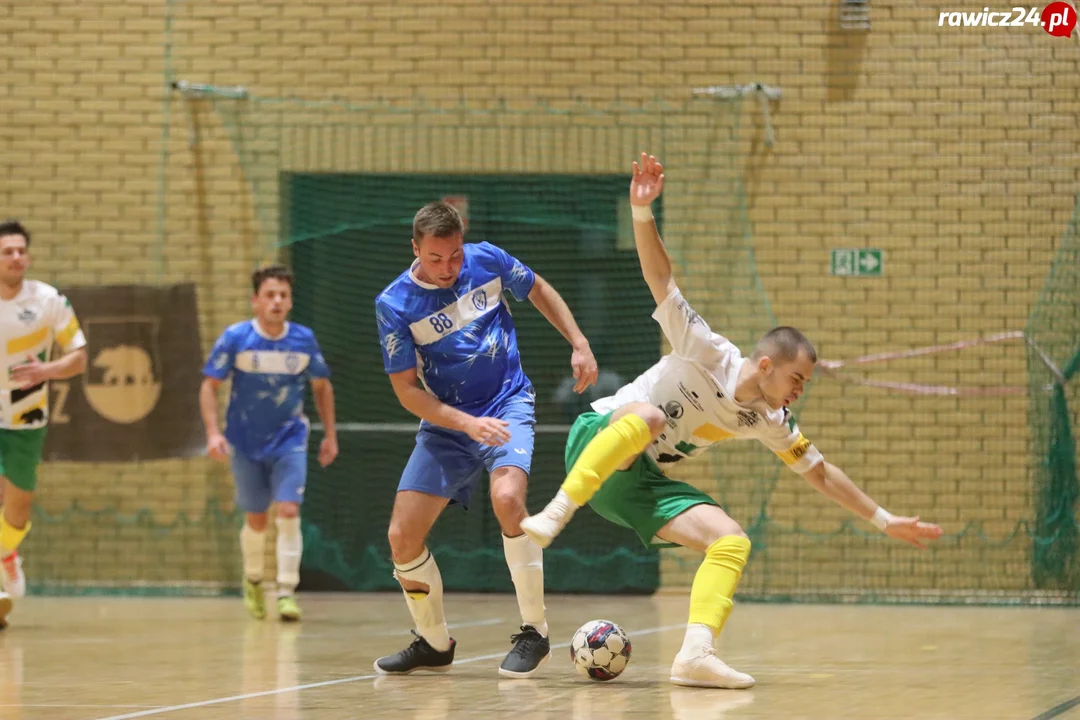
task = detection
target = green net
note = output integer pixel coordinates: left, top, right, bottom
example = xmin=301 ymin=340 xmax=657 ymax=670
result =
xmin=1026 ymin=194 xmax=1080 ymax=593
xmin=206 ymin=94 xmax=758 ymax=594
xmin=196 ymin=93 xmax=1078 ymax=604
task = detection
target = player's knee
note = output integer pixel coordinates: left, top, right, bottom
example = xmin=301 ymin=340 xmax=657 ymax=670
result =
xmin=387 ymin=522 xmax=424 ymax=563
xmin=245 ymin=512 xmax=269 ymax=532
xmin=275 ymin=503 xmax=300 ymax=519
xmin=1 ymin=485 xmax=32 ymax=516
xmin=490 ymin=482 xmax=525 ymax=519
xmin=617 ymin=403 xmax=666 ymax=438
xmin=715 ymin=526 xmax=748 ymax=544
xmin=3 ymin=500 xmax=31 ymax=526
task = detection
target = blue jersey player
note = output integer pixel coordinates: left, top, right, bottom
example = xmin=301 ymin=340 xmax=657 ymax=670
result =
xmin=199 ymin=265 xmax=338 ymax=623
xmin=373 ymin=201 xmax=598 ymax=678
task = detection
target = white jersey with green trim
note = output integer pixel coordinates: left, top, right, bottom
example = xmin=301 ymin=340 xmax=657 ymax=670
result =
xmin=0 ymin=280 xmax=86 ymax=430
xmin=591 ymin=286 xmax=824 ymax=476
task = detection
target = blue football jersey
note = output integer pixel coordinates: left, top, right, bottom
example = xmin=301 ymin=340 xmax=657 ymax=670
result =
xmin=202 ymin=320 xmax=331 ymax=459
xmin=375 ymin=241 xmax=537 ymax=415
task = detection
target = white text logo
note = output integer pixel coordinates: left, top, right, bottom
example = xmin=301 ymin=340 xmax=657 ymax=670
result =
xmin=937 ymin=3 xmax=1076 ymax=35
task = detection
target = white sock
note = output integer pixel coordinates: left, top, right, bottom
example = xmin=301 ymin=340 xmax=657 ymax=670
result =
xmin=240 ymin=523 xmax=266 ymax=583
xmin=275 ymin=516 xmax=302 ymax=596
xmin=394 ymin=548 xmax=452 ymax=652
xmin=679 ymin=623 xmax=715 ymax=656
xmin=503 ymin=533 xmax=548 ymax=638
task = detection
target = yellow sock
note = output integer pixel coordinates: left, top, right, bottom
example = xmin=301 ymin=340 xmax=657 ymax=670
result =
xmin=687 ymin=535 xmax=752 ymax=634
xmin=561 ymin=413 xmax=653 ymax=506
xmin=0 ymin=514 xmax=30 ymax=555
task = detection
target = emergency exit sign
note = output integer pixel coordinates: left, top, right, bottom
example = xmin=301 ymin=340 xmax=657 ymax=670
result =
xmin=831 ymin=248 xmax=883 ymax=277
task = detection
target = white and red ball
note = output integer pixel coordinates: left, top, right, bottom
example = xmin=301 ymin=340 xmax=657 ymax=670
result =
xmin=569 ymin=619 xmax=632 ymax=681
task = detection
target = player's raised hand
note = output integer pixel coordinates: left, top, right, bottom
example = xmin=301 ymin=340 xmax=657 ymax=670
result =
xmin=884 ymin=515 xmax=944 ymax=549
xmin=464 ymin=416 xmax=512 ymax=447
xmin=206 ymin=432 xmax=230 ymax=463
xmin=571 ymin=344 xmax=598 ymax=394
xmin=318 ymin=435 xmax=338 ymax=467
xmin=630 ymin=152 xmax=665 ymax=207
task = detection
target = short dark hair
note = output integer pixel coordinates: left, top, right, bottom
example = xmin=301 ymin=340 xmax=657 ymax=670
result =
xmin=752 ymin=326 xmax=817 ymax=364
xmin=412 ymin=201 xmax=464 ymax=241
xmin=0 ymin=220 xmax=31 ymax=247
xmin=251 ymin=264 xmax=293 ymax=294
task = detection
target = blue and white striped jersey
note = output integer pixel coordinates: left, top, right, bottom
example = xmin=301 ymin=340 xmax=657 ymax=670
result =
xmin=375 ymin=241 xmax=537 ymax=415
xmin=203 ymin=320 xmax=330 ymax=459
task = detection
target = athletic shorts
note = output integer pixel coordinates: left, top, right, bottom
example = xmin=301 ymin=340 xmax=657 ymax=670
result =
xmin=565 ymin=411 xmax=718 ymax=548
xmin=230 ymin=450 xmax=307 ymax=513
xmin=397 ymin=393 xmax=536 ymax=510
xmin=0 ymin=427 xmax=48 ymax=492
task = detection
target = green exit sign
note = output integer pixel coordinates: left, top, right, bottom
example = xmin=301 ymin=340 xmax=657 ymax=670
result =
xmin=831 ymin=248 xmax=883 ymax=277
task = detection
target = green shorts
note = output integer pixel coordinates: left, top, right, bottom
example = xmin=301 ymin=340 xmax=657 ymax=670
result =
xmin=565 ymin=411 xmax=718 ymax=548
xmin=0 ymin=427 xmax=48 ymax=492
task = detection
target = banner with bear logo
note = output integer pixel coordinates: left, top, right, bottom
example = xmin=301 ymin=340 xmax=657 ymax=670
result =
xmin=42 ymin=283 xmax=206 ymax=462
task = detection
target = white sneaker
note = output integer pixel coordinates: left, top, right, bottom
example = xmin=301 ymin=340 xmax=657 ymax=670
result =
xmin=669 ymin=648 xmax=756 ymax=689
xmin=1 ymin=553 xmax=26 ymax=599
xmin=519 ymin=491 xmax=578 ymax=549
xmin=0 ymin=592 xmax=11 ymax=630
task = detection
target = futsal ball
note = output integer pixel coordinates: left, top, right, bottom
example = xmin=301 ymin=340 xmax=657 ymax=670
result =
xmin=569 ymin=619 xmax=632 ymax=681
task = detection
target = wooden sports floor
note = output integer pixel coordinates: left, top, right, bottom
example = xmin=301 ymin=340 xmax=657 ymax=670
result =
xmin=0 ymin=593 xmax=1077 ymax=719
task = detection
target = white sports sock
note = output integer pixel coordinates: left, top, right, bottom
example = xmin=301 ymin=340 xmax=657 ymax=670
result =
xmin=275 ymin=516 xmax=302 ymax=596
xmin=679 ymin=623 xmax=715 ymax=656
xmin=240 ymin=523 xmax=266 ymax=583
xmin=503 ymin=533 xmax=548 ymax=638
xmin=394 ymin=549 xmax=451 ymax=652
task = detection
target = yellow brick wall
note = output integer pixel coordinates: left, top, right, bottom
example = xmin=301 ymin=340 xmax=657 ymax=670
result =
xmin=2 ymin=0 xmax=1076 ymax=595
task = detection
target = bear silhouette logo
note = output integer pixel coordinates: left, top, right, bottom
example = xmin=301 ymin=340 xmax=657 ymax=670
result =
xmin=17 ymin=407 xmax=45 ymax=425
xmin=82 ymin=317 xmax=163 ymax=424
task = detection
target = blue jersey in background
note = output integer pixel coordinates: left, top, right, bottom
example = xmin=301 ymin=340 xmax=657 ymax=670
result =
xmin=203 ymin=320 xmax=330 ymax=459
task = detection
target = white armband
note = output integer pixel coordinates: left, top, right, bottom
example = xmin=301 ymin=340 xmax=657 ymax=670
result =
xmin=871 ymin=507 xmax=893 ymax=532
xmin=631 ymin=203 xmax=654 ymax=222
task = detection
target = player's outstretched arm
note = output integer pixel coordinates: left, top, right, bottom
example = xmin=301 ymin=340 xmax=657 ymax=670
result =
xmin=629 ymin=152 xmax=676 ymax=306
xmin=527 ymin=275 xmax=598 ymax=393
xmin=801 ymin=461 xmax=945 ymax=549
xmin=388 ymin=367 xmax=511 ymax=447
xmin=310 ymin=377 xmax=338 ymax=467
xmin=625 ymin=152 xmax=729 ymax=364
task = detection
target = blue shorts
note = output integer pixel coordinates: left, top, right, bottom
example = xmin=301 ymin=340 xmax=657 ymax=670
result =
xmin=230 ymin=451 xmax=307 ymax=513
xmin=397 ymin=396 xmax=536 ymax=510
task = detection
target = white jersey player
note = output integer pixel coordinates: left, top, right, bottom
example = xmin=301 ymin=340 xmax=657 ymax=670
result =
xmin=0 ymin=221 xmax=88 ymax=629
xmin=592 ymin=286 xmax=823 ymax=479
xmin=521 ymin=153 xmax=943 ymax=689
